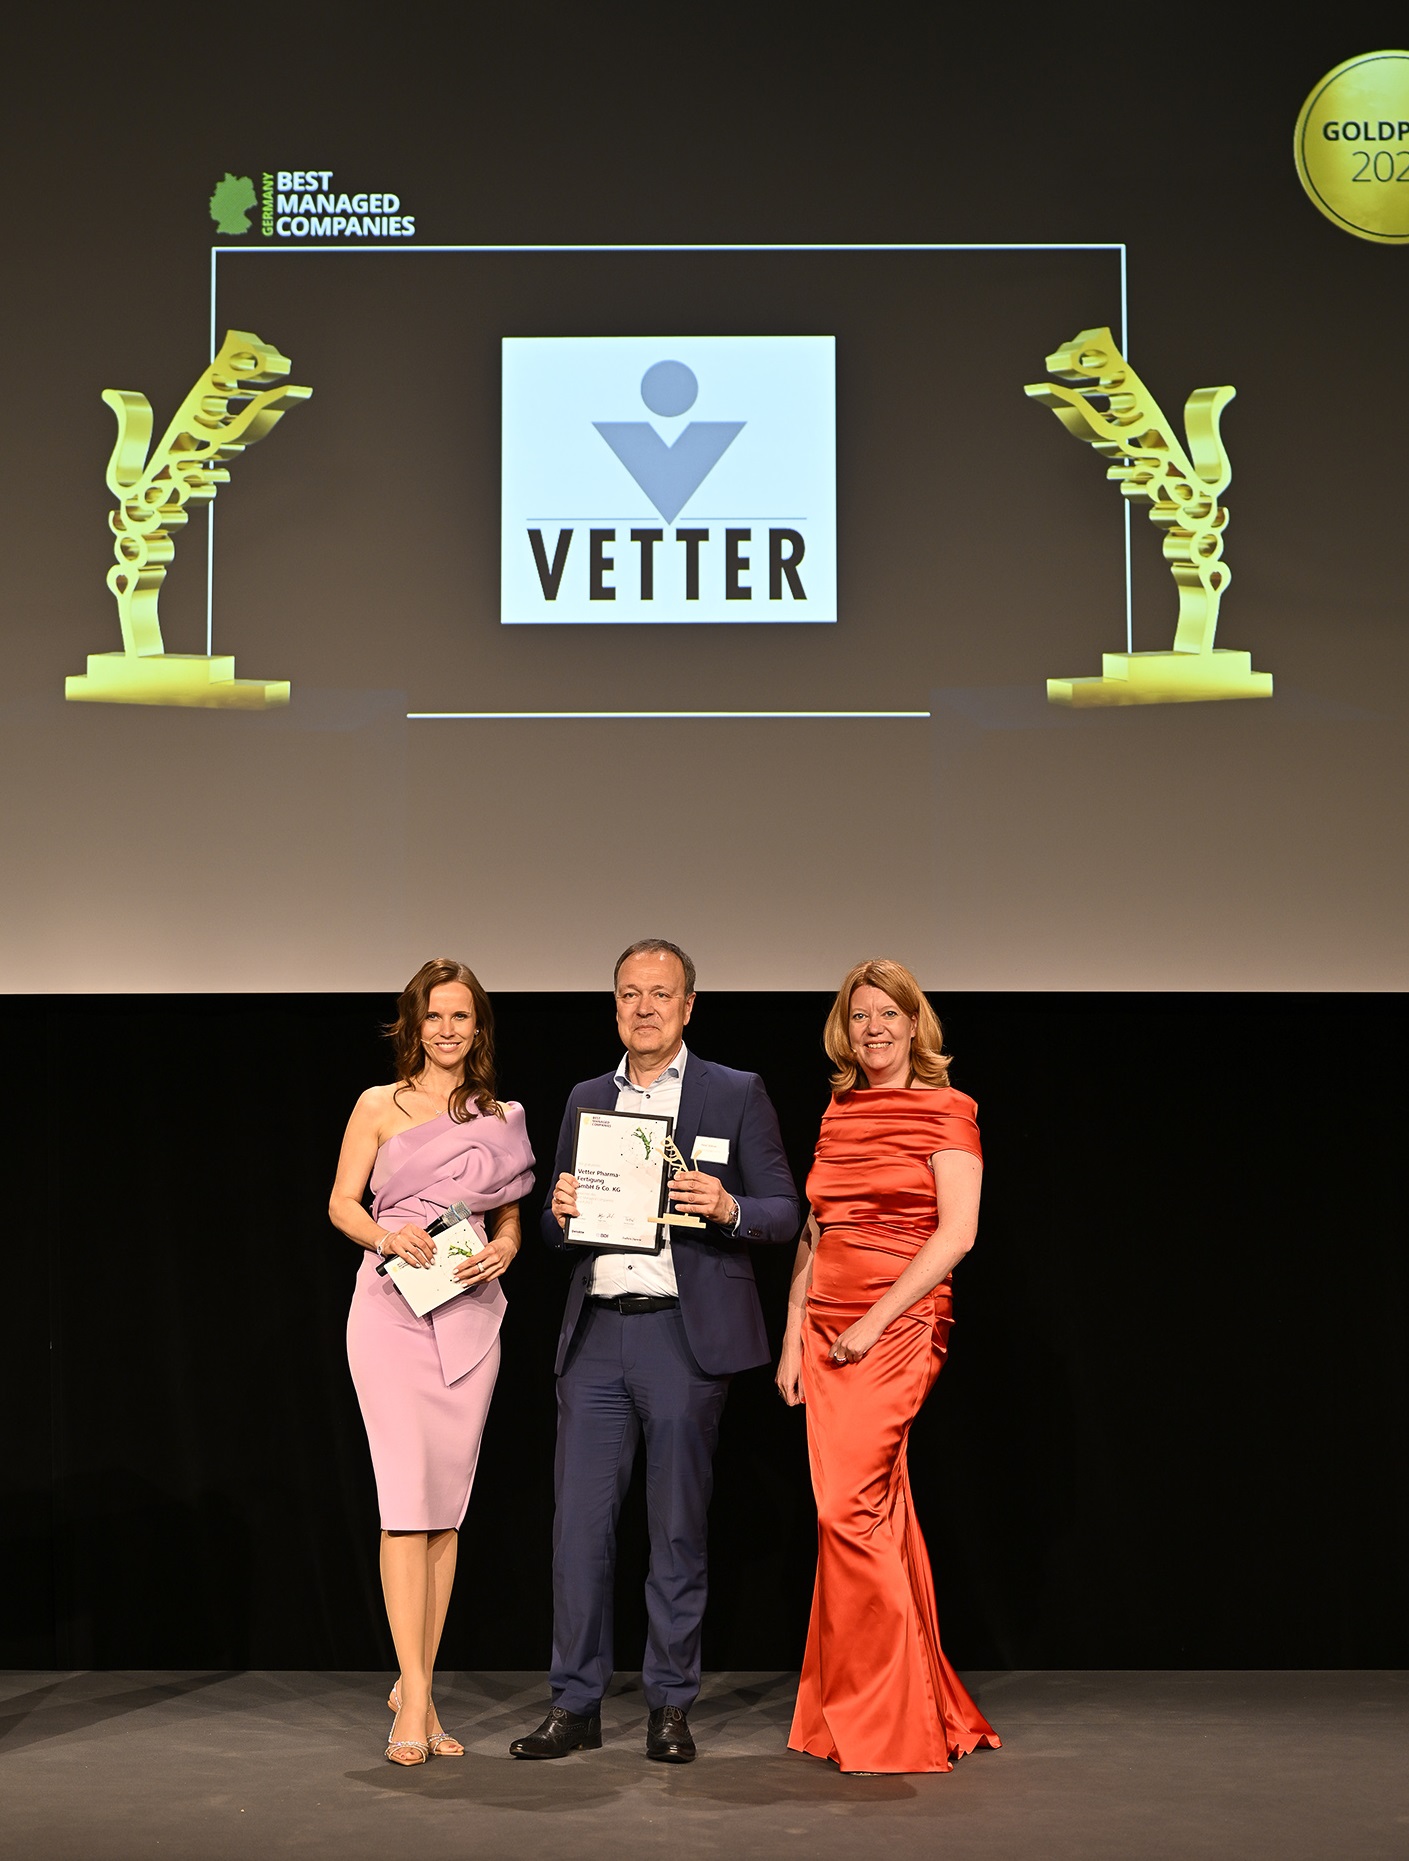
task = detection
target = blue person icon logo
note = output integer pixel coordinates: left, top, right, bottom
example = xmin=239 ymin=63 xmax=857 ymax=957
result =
xmin=593 ymin=361 xmax=745 ymax=524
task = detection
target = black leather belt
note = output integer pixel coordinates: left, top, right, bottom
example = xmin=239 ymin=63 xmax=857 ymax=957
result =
xmin=588 ymin=1294 xmax=679 ymax=1315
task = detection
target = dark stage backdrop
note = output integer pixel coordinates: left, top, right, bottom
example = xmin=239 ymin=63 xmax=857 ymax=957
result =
xmin=3 ymin=991 xmax=1406 ymax=1673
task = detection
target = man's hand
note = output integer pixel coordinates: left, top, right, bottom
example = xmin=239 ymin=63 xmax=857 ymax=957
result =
xmin=668 ymin=1169 xmax=736 ymax=1225
xmin=550 ymin=1172 xmax=579 ymax=1232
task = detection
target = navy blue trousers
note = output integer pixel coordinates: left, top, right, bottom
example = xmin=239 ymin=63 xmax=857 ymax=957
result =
xmin=550 ymin=1304 xmax=730 ymax=1714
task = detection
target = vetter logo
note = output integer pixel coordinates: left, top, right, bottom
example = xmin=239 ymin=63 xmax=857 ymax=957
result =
xmin=500 ymin=336 xmax=836 ymax=623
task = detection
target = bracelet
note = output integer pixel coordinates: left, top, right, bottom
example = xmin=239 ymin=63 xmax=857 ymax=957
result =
xmin=376 ymin=1232 xmax=391 ymax=1257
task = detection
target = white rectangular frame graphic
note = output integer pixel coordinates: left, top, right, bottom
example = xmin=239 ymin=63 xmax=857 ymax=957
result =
xmin=208 ymin=241 xmax=1129 ymax=722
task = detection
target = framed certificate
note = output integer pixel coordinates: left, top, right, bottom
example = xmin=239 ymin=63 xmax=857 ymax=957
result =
xmin=565 ymin=1107 xmax=674 ymax=1252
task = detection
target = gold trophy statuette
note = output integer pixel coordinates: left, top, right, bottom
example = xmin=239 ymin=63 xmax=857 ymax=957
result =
xmin=656 ymin=1134 xmax=706 ymax=1228
xmin=1026 ymin=328 xmax=1271 ymax=706
xmin=66 ymin=330 xmax=311 ymax=709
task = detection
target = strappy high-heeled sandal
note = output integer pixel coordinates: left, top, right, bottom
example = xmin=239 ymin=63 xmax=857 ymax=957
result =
xmin=387 ymin=1684 xmax=458 ymax=1756
xmin=385 ymin=1699 xmax=431 ymax=1765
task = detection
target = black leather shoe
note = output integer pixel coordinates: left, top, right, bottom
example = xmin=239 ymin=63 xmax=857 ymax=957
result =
xmin=645 ymin=1706 xmax=696 ymax=1762
xmin=508 ymin=1707 xmax=602 ymax=1759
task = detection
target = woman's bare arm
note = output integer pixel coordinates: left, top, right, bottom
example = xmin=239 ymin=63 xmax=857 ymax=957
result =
xmin=774 ymin=1213 xmax=818 ymax=1405
xmin=830 ymin=1151 xmax=982 ymax=1365
xmin=327 ymin=1087 xmax=434 ymax=1266
xmin=463 ymin=1201 xmax=522 ymax=1285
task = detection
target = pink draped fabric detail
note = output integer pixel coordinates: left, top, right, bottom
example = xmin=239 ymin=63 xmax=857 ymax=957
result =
xmin=366 ymin=1104 xmax=535 ymax=1386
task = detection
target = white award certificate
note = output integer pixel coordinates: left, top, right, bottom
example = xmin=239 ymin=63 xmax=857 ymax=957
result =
xmin=565 ymin=1108 xmax=673 ymax=1252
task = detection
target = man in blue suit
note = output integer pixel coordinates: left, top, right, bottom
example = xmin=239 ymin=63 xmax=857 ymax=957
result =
xmin=510 ymin=939 xmax=800 ymax=1763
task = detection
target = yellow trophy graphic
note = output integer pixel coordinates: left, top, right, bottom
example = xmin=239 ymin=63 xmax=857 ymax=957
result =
xmin=66 ymin=330 xmax=310 ymax=709
xmin=1026 ymin=328 xmax=1271 ymax=706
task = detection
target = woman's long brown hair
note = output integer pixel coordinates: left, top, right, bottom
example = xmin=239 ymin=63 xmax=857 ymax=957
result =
xmin=385 ymin=958 xmax=503 ymax=1121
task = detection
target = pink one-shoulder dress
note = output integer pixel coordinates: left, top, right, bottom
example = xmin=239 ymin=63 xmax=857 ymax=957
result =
xmin=346 ymin=1105 xmax=535 ymax=1531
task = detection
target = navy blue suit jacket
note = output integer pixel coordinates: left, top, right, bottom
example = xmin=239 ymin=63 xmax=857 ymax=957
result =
xmin=542 ymin=1055 xmax=801 ymax=1376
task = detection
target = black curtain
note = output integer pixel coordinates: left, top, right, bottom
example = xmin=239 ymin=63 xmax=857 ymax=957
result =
xmin=3 ymin=991 xmax=1405 ymax=1670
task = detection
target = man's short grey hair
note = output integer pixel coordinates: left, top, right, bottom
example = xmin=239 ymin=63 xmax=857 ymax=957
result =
xmin=613 ymin=939 xmax=697 ymax=998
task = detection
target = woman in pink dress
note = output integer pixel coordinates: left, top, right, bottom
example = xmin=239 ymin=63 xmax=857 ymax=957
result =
xmin=330 ymin=958 xmax=534 ymax=1766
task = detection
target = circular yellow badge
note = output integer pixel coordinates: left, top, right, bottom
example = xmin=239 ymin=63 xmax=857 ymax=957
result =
xmin=1295 ymin=50 xmax=1409 ymax=243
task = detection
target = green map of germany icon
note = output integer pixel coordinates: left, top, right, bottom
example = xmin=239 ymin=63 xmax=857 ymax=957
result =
xmin=210 ymin=174 xmax=256 ymax=234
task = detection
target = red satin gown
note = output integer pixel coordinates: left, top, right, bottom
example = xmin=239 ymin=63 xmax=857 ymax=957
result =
xmin=788 ymin=1086 xmax=1000 ymax=1774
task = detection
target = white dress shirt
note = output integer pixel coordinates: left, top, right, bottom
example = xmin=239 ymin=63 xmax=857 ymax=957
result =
xmin=588 ymin=1044 xmax=689 ymax=1299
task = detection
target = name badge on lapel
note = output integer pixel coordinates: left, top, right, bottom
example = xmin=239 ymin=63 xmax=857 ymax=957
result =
xmin=692 ymin=1135 xmax=730 ymax=1165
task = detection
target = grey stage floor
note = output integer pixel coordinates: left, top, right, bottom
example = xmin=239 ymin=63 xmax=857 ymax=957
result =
xmin=2 ymin=1669 xmax=1406 ymax=1860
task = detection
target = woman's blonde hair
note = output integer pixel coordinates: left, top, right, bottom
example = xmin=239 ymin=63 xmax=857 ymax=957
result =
xmin=823 ymin=957 xmax=952 ymax=1095
xmin=385 ymin=958 xmax=504 ymax=1121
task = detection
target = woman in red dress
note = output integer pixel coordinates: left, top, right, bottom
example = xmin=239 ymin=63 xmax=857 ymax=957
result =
xmin=777 ymin=958 xmax=1000 ymax=1775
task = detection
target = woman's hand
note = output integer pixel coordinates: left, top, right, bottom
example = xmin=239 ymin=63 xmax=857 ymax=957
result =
xmin=775 ymin=1336 xmax=806 ymax=1406
xmin=829 ymin=1315 xmax=885 ymax=1365
xmin=384 ymin=1224 xmax=435 ymax=1268
xmin=453 ymin=1235 xmax=517 ymax=1287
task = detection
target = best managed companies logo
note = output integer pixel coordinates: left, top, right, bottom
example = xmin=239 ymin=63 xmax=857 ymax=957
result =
xmin=500 ymin=336 xmax=836 ymax=624
xmin=208 ymin=170 xmax=416 ymax=239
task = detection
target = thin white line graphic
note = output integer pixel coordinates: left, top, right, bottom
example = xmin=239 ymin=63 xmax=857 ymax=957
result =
xmin=407 ymin=710 xmax=931 ymax=721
